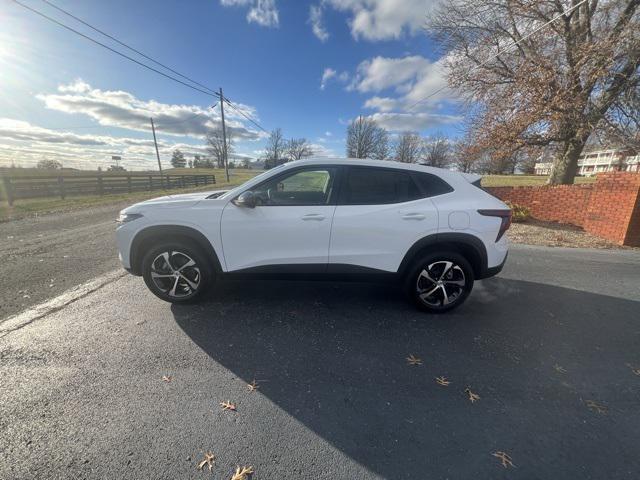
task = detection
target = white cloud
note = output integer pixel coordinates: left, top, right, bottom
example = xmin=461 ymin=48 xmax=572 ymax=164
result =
xmin=320 ymin=68 xmax=336 ymax=90
xmin=351 ymin=55 xmax=454 ymax=116
xmin=57 ymin=79 xmax=91 ymax=93
xmin=221 ymin=0 xmax=279 ymax=28
xmin=309 ymin=4 xmax=329 ymax=42
xmin=320 ymin=68 xmax=350 ymax=90
xmin=363 ymin=96 xmax=400 ymax=112
xmin=309 ymin=142 xmax=337 ymax=157
xmin=367 ymin=112 xmax=462 ymax=131
xmin=324 ymin=0 xmax=438 ymax=41
xmin=0 ymin=80 xmax=267 ymax=170
xmin=37 ymin=80 xmax=263 ymax=141
xmin=352 ymin=55 xmax=446 ymax=96
xmin=0 ymin=118 xmax=213 ymax=170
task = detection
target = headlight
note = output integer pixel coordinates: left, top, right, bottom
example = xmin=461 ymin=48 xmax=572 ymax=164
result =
xmin=117 ymin=212 xmax=143 ymax=224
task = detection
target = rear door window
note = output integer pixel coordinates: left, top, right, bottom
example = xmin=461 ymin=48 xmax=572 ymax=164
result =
xmin=341 ymin=167 xmax=421 ymax=205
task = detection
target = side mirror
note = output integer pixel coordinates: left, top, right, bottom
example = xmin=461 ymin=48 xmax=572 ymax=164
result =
xmin=233 ymin=190 xmax=257 ymax=208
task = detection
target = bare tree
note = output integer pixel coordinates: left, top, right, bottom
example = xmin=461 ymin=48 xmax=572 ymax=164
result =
xmin=206 ymin=129 xmax=234 ymax=169
xmin=394 ymin=132 xmax=423 ymax=163
xmin=598 ymin=83 xmax=640 ymax=151
xmin=263 ymin=128 xmax=287 ymax=168
xmin=453 ymin=141 xmax=480 ymax=173
xmin=429 ymin=0 xmax=640 ymax=184
xmin=373 ymin=129 xmax=390 ymax=160
xmin=286 ymin=138 xmax=314 ymax=160
xmin=422 ymin=134 xmax=451 ymax=169
xmin=346 ymin=116 xmax=390 ymax=159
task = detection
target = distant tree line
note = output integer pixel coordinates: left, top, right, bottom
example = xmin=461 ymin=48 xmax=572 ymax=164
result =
xmin=343 ymin=116 xmax=542 ymax=174
xmin=262 ymin=128 xmax=315 ymax=169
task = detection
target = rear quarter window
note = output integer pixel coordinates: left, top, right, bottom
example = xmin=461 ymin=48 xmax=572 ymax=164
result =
xmin=411 ymin=172 xmax=454 ymax=197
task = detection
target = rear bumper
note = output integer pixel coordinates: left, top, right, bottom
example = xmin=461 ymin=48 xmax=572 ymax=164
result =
xmin=479 ymin=251 xmax=508 ymax=279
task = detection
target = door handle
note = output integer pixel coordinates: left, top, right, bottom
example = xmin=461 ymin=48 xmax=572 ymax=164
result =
xmin=302 ymin=213 xmax=325 ymax=221
xmin=401 ymin=212 xmax=426 ymax=220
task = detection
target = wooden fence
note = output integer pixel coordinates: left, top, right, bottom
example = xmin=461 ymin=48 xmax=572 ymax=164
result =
xmin=0 ymin=173 xmax=216 ymax=205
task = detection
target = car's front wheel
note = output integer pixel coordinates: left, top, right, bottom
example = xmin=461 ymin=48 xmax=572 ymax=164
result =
xmin=406 ymin=252 xmax=474 ymax=313
xmin=141 ymin=242 xmax=213 ymax=303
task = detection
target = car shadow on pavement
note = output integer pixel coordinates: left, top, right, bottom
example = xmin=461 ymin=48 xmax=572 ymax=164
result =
xmin=171 ymin=277 xmax=640 ymax=479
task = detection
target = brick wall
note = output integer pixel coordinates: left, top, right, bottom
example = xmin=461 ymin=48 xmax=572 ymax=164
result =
xmin=583 ymin=173 xmax=640 ymax=246
xmin=485 ymin=172 xmax=640 ymax=246
xmin=487 ymin=184 xmax=593 ymax=226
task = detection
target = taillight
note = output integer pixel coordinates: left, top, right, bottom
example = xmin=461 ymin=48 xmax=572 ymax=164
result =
xmin=478 ymin=209 xmax=512 ymax=241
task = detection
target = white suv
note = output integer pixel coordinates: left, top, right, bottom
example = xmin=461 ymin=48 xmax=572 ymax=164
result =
xmin=116 ymin=158 xmax=510 ymax=313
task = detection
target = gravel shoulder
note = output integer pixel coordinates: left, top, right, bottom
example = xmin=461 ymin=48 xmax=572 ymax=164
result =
xmin=0 ymin=203 xmax=125 ymax=319
xmin=507 ymin=219 xmax=633 ymax=249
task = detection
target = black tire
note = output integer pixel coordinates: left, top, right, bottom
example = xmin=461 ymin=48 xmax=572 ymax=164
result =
xmin=141 ymin=240 xmax=213 ymax=303
xmin=405 ymin=251 xmax=474 ymax=313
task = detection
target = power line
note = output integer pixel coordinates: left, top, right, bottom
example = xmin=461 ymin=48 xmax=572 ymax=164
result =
xmin=10 ymin=0 xmax=220 ymax=98
xmin=12 ymin=1 xmax=269 ymax=136
xmin=385 ymin=0 xmax=589 ymax=122
xmin=39 ymin=0 xmax=219 ymax=96
xmin=224 ymin=98 xmax=268 ymax=133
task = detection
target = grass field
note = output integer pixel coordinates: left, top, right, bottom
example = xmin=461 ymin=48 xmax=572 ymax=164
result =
xmin=0 ymin=168 xmax=259 ymax=222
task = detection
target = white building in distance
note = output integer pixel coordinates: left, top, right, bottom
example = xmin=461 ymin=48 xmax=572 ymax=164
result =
xmin=535 ymin=149 xmax=640 ymax=176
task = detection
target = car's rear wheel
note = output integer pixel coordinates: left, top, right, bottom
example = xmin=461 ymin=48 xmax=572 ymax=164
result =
xmin=142 ymin=241 xmax=213 ymax=303
xmin=406 ymin=252 xmax=474 ymax=313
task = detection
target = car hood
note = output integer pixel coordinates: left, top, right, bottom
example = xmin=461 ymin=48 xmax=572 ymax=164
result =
xmin=139 ymin=189 xmax=227 ymax=204
xmin=123 ymin=189 xmax=228 ymax=213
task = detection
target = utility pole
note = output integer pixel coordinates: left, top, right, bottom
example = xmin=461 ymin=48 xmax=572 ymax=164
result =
xmin=219 ymin=87 xmax=230 ymax=183
xmin=150 ymin=117 xmax=164 ymax=187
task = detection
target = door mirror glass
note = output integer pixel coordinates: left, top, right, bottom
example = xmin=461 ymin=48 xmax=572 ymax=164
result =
xmin=233 ymin=190 xmax=257 ymax=208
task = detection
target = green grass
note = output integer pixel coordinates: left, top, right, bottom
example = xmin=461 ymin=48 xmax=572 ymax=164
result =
xmin=0 ymin=168 xmax=259 ymax=222
xmin=281 ymin=170 xmax=330 ymax=191
xmin=481 ymin=175 xmax=597 ymax=187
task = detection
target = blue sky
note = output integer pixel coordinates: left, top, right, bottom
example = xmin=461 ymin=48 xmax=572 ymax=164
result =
xmin=0 ymin=0 xmax=463 ymax=170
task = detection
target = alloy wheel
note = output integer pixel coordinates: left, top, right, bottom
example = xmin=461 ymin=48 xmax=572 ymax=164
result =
xmin=149 ymin=250 xmax=201 ymax=298
xmin=416 ymin=260 xmax=467 ymax=308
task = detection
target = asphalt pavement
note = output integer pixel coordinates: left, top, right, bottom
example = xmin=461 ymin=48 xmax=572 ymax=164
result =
xmin=1 ymin=245 xmax=639 ymax=479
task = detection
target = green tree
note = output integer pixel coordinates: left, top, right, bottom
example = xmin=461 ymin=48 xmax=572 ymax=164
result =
xmin=170 ymin=149 xmax=186 ymax=168
xmin=36 ymin=159 xmax=62 ymax=170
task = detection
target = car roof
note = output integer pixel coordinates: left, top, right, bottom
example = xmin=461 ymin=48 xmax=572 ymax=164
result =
xmin=282 ymin=157 xmax=465 ymax=181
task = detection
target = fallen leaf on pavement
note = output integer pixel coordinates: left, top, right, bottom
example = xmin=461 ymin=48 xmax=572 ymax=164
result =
xmin=162 ymin=375 xmax=172 ymax=383
xmin=435 ymin=376 xmax=450 ymax=386
xmin=197 ymin=451 xmax=216 ymax=471
xmin=465 ymin=387 xmax=480 ymax=403
xmin=492 ymin=451 xmax=515 ymax=468
xmin=406 ymin=354 xmax=422 ymax=366
xmin=220 ymin=400 xmax=237 ymax=411
xmin=626 ymin=364 xmax=640 ymax=376
xmin=230 ymin=465 xmax=254 ymax=480
xmin=553 ymin=364 xmax=567 ymax=374
xmin=247 ymin=380 xmax=259 ymax=392
xmin=585 ymin=400 xmax=607 ymax=414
